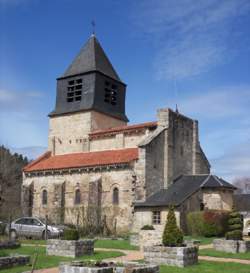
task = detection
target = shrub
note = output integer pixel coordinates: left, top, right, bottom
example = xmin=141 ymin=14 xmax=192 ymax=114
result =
xmin=226 ymin=209 xmax=243 ymax=240
xmin=63 ymin=228 xmax=79 ymax=240
xmin=141 ymin=225 xmax=155 ymax=230
xmin=187 ymin=210 xmax=229 ymax=237
xmin=162 ymin=206 xmax=183 ymax=247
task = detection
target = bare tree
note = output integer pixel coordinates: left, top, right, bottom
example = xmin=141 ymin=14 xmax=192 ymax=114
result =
xmin=233 ymin=177 xmax=250 ymax=194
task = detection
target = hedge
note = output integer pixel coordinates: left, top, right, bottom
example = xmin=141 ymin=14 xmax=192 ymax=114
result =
xmin=187 ymin=210 xmax=229 ymax=237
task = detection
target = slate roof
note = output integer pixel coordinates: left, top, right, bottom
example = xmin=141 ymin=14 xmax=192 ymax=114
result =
xmin=61 ymin=35 xmax=121 ymax=81
xmin=135 ymin=175 xmax=236 ymax=208
xmin=89 ymin=121 xmax=157 ymax=138
xmin=233 ymin=194 xmax=250 ymax=212
xmin=24 ymin=148 xmax=138 ymax=172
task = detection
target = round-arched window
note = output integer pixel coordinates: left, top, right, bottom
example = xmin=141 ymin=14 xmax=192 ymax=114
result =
xmin=113 ymin=187 xmax=119 ymax=205
xmin=42 ymin=190 xmax=48 ymax=205
xmin=75 ymin=189 xmax=81 ymax=205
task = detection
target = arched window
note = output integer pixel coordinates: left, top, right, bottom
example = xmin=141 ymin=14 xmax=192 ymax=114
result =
xmin=75 ymin=189 xmax=81 ymax=205
xmin=113 ymin=187 xmax=119 ymax=205
xmin=42 ymin=190 xmax=47 ymax=205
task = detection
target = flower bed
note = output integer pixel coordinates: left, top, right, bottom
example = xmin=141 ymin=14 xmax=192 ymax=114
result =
xmin=213 ymin=239 xmax=250 ymax=253
xmin=59 ymin=261 xmax=159 ymax=273
xmin=47 ymin=239 xmax=94 ymax=258
xmin=144 ymin=245 xmax=198 ymax=267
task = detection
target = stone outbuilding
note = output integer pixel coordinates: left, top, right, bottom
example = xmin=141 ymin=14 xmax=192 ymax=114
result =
xmin=133 ymin=174 xmax=236 ymax=233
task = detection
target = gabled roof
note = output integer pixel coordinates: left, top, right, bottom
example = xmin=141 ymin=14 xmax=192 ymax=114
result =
xmin=233 ymin=194 xmax=250 ymax=212
xmin=135 ymin=175 xmax=236 ymax=208
xmin=61 ymin=35 xmax=121 ymax=81
xmin=89 ymin=121 xmax=157 ymax=138
xmin=24 ymin=148 xmax=138 ymax=172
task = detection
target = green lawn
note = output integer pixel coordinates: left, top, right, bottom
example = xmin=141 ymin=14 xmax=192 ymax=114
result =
xmin=0 ymin=245 xmax=124 ymax=273
xmin=160 ymin=261 xmax=250 ymax=273
xmin=199 ymin=248 xmax=250 ymax=260
xmin=184 ymin=236 xmax=217 ymax=245
xmin=19 ymin=239 xmax=46 ymax=245
xmin=94 ymin=239 xmax=138 ymax=250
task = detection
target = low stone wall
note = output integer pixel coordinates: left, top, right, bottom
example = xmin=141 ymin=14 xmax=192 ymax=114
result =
xmin=144 ymin=245 xmax=198 ymax=267
xmin=0 ymin=241 xmax=20 ymax=249
xmin=47 ymin=239 xmax=94 ymax=258
xmin=139 ymin=230 xmax=162 ymax=250
xmin=130 ymin=234 xmax=139 ymax=246
xmin=0 ymin=255 xmax=30 ymax=269
xmin=213 ymin=239 xmax=250 ymax=253
xmin=59 ymin=262 xmax=159 ymax=273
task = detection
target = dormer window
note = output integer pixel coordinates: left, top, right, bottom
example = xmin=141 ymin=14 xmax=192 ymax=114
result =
xmin=67 ymin=79 xmax=82 ymax=102
xmin=104 ymin=81 xmax=117 ymax=105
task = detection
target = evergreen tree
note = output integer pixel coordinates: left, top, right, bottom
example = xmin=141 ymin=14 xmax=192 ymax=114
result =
xmin=162 ymin=205 xmax=183 ymax=247
xmin=226 ymin=208 xmax=243 ymax=240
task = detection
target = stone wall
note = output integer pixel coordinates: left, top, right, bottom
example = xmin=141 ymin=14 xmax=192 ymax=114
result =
xmin=0 ymin=255 xmax=30 ymax=269
xmin=48 ymin=111 xmax=126 ymax=155
xmin=144 ymin=245 xmax=198 ymax=267
xmin=23 ymin=167 xmax=135 ymax=233
xmin=203 ymin=189 xmax=234 ymax=211
xmin=0 ymin=241 xmax=20 ymax=250
xmin=47 ymin=239 xmax=94 ymax=257
xmin=213 ymin=239 xmax=250 ymax=253
xmin=59 ymin=262 xmax=159 ymax=273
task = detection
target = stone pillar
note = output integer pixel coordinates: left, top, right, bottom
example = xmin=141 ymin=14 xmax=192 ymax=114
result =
xmin=21 ymin=182 xmax=34 ymax=216
xmin=87 ymin=176 xmax=102 ymax=229
xmin=157 ymin=108 xmax=169 ymax=127
xmin=192 ymin=120 xmax=199 ymax=175
xmin=52 ymin=182 xmax=65 ymax=224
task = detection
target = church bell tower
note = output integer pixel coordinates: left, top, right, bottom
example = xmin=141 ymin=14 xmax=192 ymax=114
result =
xmin=48 ymin=35 xmax=128 ymax=155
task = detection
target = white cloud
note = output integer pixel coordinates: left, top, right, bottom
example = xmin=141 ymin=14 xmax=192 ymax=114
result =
xmin=132 ymin=0 xmax=250 ymax=80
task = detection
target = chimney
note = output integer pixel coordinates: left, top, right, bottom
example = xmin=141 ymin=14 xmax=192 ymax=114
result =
xmin=157 ymin=108 xmax=169 ymax=127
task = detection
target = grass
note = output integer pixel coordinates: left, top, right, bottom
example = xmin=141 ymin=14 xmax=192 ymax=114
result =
xmin=94 ymin=239 xmax=139 ymax=250
xmin=184 ymin=236 xmax=217 ymax=245
xmin=19 ymin=239 xmax=46 ymax=245
xmin=0 ymin=245 xmax=124 ymax=273
xmin=199 ymin=248 xmax=250 ymax=260
xmin=160 ymin=261 xmax=250 ymax=273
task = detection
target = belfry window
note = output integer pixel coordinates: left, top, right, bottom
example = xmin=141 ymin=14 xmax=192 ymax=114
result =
xmin=104 ymin=81 xmax=117 ymax=106
xmin=75 ymin=189 xmax=81 ymax=205
xmin=42 ymin=190 xmax=48 ymax=205
xmin=113 ymin=187 xmax=119 ymax=205
xmin=67 ymin=79 xmax=82 ymax=102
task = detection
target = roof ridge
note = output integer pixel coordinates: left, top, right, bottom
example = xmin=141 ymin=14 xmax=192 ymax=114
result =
xmin=200 ymin=174 xmax=211 ymax=187
xmin=213 ymin=175 xmax=223 ymax=186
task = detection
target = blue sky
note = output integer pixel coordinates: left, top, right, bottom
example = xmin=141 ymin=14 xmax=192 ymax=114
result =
xmin=0 ymin=0 xmax=250 ymax=181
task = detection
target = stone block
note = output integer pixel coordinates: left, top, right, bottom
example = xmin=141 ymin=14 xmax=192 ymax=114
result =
xmin=144 ymin=245 xmax=198 ymax=267
xmin=47 ymin=239 xmax=94 ymax=258
xmin=0 ymin=255 xmax=30 ymax=269
xmin=213 ymin=239 xmax=250 ymax=253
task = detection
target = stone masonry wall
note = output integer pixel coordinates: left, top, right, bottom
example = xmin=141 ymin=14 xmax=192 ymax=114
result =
xmin=144 ymin=245 xmax=198 ymax=267
xmin=23 ymin=167 xmax=135 ymax=233
xmin=213 ymin=239 xmax=250 ymax=253
xmin=203 ymin=189 xmax=233 ymax=211
xmin=48 ymin=111 xmax=126 ymax=155
xmin=0 ymin=255 xmax=30 ymax=269
xmin=47 ymin=239 xmax=94 ymax=257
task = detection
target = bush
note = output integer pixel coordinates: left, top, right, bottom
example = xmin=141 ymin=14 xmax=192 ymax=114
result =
xmin=162 ymin=206 xmax=183 ymax=247
xmin=187 ymin=210 xmax=229 ymax=237
xmin=226 ymin=209 xmax=243 ymax=240
xmin=141 ymin=225 xmax=155 ymax=230
xmin=63 ymin=228 xmax=79 ymax=240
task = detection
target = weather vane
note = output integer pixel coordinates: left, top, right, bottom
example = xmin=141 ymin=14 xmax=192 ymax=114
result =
xmin=91 ymin=20 xmax=96 ymax=35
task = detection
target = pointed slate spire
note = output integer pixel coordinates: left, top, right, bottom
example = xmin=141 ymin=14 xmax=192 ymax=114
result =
xmin=62 ymin=35 xmax=121 ymax=82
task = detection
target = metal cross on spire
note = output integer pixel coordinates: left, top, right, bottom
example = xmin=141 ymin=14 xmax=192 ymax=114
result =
xmin=91 ymin=20 xmax=96 ymax=36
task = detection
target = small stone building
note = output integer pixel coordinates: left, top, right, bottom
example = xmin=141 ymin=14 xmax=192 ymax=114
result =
xmin=22 ymin=34 xmax=232 ymax=233
xmin=133 ymin=175 xmax=236 ymax=233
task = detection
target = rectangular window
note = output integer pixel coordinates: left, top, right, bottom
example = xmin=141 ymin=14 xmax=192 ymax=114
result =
xmin=67 ymin=78 xmax=83 ymax=102
xmin=152 ymin=211 xmax=161 ymax=224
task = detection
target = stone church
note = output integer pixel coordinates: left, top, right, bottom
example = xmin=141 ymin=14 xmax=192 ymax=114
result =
xmin=22 ymin=35 xmax=235 ymax=233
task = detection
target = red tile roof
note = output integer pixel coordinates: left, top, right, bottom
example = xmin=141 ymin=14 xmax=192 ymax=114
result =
xmin=24 ymin=148 xmax=139 ymax=172
xmin=89 ymin=121 xmax=157 ymax=138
